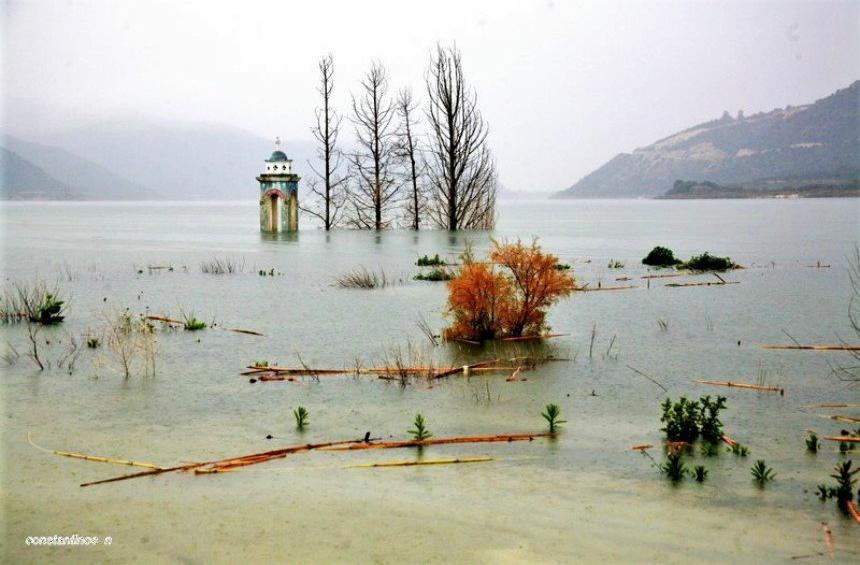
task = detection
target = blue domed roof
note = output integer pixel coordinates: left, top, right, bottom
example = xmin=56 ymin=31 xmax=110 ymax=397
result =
xmin=268 ymin=150 xmax=289 ymax=162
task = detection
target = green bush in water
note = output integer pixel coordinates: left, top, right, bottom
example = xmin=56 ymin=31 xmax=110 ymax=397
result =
xmin=681 ymin=252 xmax=737 ymax=271
xmin=416 ymin=254 xmax=447 ymax=267
xmin=414 ymin=268 xmax=454 ymax=281
xmin=642 ymin=246 xmax=681 ymax=267
xmin=32 ymin=293 xmax=65 ymax=324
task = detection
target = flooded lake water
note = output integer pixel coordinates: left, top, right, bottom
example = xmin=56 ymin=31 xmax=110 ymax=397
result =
xmin=1 ymin=198 xmax=859 ymax=563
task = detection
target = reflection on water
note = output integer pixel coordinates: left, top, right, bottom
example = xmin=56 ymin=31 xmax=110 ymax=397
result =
xmin=1 ymin=198 xmax=859 ymax=563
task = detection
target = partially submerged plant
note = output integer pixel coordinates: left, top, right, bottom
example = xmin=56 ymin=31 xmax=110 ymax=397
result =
xmin=408 ymin=414 xmax=432 ymax=441
xmin=86 ymin=336 xmax=101 ymax=349
xmin=698 ymin=395 xmax=727 ymax=443
xmin=1 ymin=280 xmax=68 ymax=324
xmin=416 ymin=254 xmax=447 ymax=267
xmin=443 ymin=239 xmax=575 ymax=342
xmin=751 ymin=460 xmax=775 ymax=485
xmin=692 ymin=465 xmax=708 ymax=482
xmin=729 ymin=442 xmax=750 ymax=457
xmin=830 ymin=460 xmax=857 ymax=509
xmin=806 ymin=433 xmax=820 ymax=453
xmin=542 ymin=404 xmax=566 ymax=433
xmin=607 ymin=259 xmax=624 ymax=269
xmin=660 ymin=395 xmax=727 ymax=444
xmin=642 ymin=246 xmax=681 ymax=267
xmin=183 ymin=317 xmax=207 ymax=331
xmin=414 ymin=268 xmax=454 ymax=282
xmin=660 ymin=397 xmax=701 ymax=443
xmin=554 ymin=263 xmax=571 ymax=271
xmin=700 ymin=442 xmax=720 ymax=457
xmin=201 ymin=256 xmax=245 ymax=274
xmin=661 ymin=452 xmax=688 ymax=482
xmin=334 ymin=267 xmax=388 ymax=289
xmin=681 ymin=252 xmax=737 ymax=271
xmin=293 ymin=406 xmax=309 ymax=430
xmin=252 ymin=360 xmax=269 ymax=368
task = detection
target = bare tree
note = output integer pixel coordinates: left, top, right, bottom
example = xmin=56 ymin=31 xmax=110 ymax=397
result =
xmin=425 ymin=44 xmax=497 ymax=230
xmin=395 ymin=87 xmax=425 ymax=230
xmin=347 ymin=62 xmax=399 ymax=230
xmin=301 ymin=54 xmax=347 ymax=230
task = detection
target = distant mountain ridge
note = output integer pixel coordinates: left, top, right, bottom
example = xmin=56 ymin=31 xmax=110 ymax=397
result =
xmin=555 ymin=81 xmax=860 ymax=198
xmin=0 ymin=147 xmax=76 ymax=200
xmin=3 ymin=135 xmax=161 ymax=200
xmin=2 ymin=118 xmax=315 ymax=200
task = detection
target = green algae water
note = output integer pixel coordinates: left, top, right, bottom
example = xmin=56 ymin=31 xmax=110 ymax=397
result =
xmin=1 ymin=198 xmax=859 ymax=563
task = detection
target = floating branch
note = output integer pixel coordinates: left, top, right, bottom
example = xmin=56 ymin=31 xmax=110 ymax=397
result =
xmin=822 ymin=436 xmax=860 ymax=443
xmin=500 ymin=333 xmax=568 ymax=342
xmin=346 ymin=456 xmax=493 ymax=468
xmin=828 ymin=415 xmax=860 ymax=424
xmin=575 ymin=284 xmax=637 ymax=292
xmin=630 ymin=444 xmax=653 ymax=451
xmin=626 ymin=365 xmax=667 ymax=392
xmin=320 ymin=433 xmax=553 ymax=452
xmin=81 ymin=438 xmax=370 ymax=486
xmin=145 ymin=315 xmax=263 ymax=336
xmin=664 ymin=280 xmax=739 ymax=288
xmin=694 ymin=379 xmax=784 ymax=393
xmin=28 ymin=433 xmax=162 ymax=470
xmin=761 ymin=344 xmax=860 ymax=351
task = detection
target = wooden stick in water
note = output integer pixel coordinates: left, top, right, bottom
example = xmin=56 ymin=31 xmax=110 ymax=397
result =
xmin=345 ymin=456 xmax=493 ymax=468
xmin=761 ymin=344 xmax=860 ymax=351
xmin=694 ymin=379 xmax=783 ymax=393
xmin=321 ymin=433 xmax=553 ymax=451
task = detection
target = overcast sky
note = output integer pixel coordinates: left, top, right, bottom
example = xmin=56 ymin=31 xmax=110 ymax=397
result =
xmin=2 ymin=0 xmax=858 ymax=191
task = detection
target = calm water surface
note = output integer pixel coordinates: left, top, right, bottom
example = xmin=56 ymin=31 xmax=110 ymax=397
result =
xmin=1 ymin=199 xmax=859 ymax=563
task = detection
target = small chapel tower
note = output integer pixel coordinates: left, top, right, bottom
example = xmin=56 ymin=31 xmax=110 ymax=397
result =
xmin=257 ymin=138 xmax=299 ymax=232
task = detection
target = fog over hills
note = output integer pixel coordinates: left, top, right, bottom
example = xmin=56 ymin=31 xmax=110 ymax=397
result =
xmin=0 ymin=147 xmax=76 ymax=200
xmin=555 ymin=80 xmax=860 ymax=198
xmin=2 ymin=117 xmax=315 ymax=200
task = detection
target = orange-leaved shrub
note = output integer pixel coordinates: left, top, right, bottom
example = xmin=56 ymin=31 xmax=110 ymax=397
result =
xmin=443 ymin=239 xmax=575 ymax=341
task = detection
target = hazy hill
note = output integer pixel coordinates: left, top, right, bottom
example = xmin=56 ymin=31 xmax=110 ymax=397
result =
xmin=3 ymin=135 xmax=160 ymax=200
xmin=0 ymin=147 xmax=77 ymax=200
xmin=45 ymin=119 xmax=315 ymax=200
xmin=555 ymin=81 xmax=860 ymax=198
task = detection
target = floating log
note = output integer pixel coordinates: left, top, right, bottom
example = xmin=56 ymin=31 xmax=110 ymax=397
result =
xmin=321 ymin=432 xmax=553 ymax=452
xmin=761 ymin=344 xmax=860 ymax=351
xmin=630 ymin=444 xmax=653 ymax=451
xmin=345 ymin=456 xmax=493 ymax=469
xmin=694 ymin=379 xmax=783 ymax=393
xmin=807 ymin=403 xmax=860 ymax=409
xmin=641 ymin=272 xmax=691 ymax=279
xmin=821 ymin=436 xmax=860 ymax=443
xmin=721 ymin=434 xmax=737 ymax=448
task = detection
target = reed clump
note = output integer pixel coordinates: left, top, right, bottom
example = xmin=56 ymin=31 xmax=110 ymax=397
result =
xmin=200 ymin=257 xmax=245 ymax=274
xmin=334 ymin=267 xmax=388 ymax=289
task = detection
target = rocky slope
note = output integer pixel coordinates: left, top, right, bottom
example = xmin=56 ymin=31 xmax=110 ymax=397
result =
xmin=555 ymin=81 xmax=860 ymax=198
